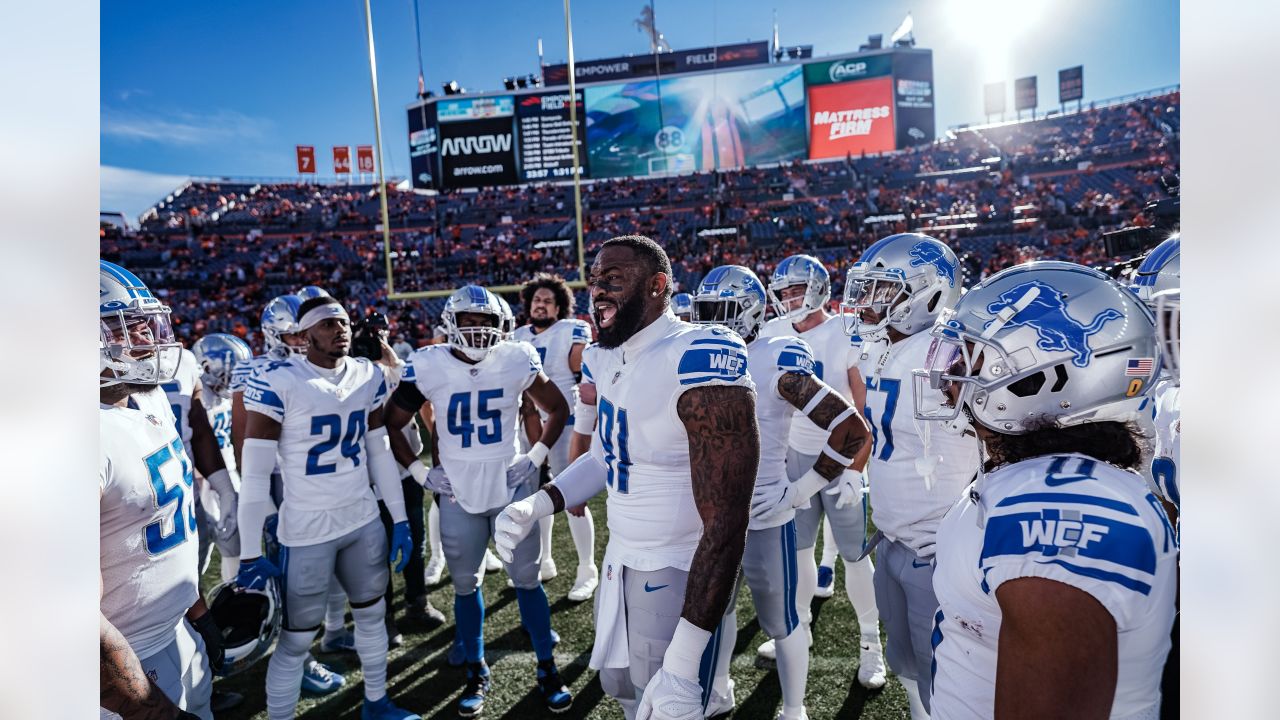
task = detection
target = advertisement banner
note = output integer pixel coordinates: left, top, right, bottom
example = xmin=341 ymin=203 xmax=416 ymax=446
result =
xmin=806 ymin=76 xmax=896 ymax=159
xmin=1058 ymin=65 xmax=1083 ymax=103
xmin=356 ymin=145 xmax=375 ymax=173
xmin=515 ymin=90 xmax=589 ymax=182
xmin=407 ymin=102 xmax=439 ymax=189
xmin=332 ymin=146 xmax=351 ymax=174
xmin=892 ymin=50 xmax=934 ymax=147
xmin=437 ymin=95 xmax=514 ymax=123
xmin=984 ymin=82 xmax=1006 ymax=116
xmin=543 ymin=41 xmax=769 ymax=86
xmin=296 ymin=145 xmax=316 ymax=174
xmin=439 ymin=116 xmax=518 ymax=188
xmin=584 ymin=64 xmax=806 ymax=178
xmin=803 ymin=54 xmax=893 ymax=86
xmin=1015 ymin=75 xmax=1038 ymax=111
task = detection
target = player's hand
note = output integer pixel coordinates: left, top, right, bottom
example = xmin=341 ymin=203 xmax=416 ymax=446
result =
xmin=578 ymin=382 xmax=597 ymax=406
xmin=749 ymin=481 xmax=796 ymax=524
xmin=388 ymin=521 xmax=413 ymax=573
xmin=494 ymin=491 xmax=554 ymax=563
xmin=424 ymin=465 xmax=453 ymax=496
xmin=190 ymin=610 xmax=224 ymax=671
xmin=823 ymin=469 xmax=866 ymax=510
xmin=506 ymin=454 xmax=539 ymax=489
xmin=636 ymin=666 xmax=705 ymax=720
xmin=567 ymin=503 xmax=588 ymax=518
xmin=235 ymin=556 xmax=280 ymax=591
xmin=790 ymin=468 xmax=832 ymax=510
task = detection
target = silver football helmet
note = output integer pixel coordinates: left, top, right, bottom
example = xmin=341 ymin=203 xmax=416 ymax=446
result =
xmin=260 ymin=294 xmax=306 ymax=360
xmin=442 ymin=285 xmax=506 ymax=360
xmin=296 ymin=285 xmax=330 ymax=301
xmin=1130 ymin=235 xmax=1180 ymax=305
xmin=100 ymin=260 xmax=182 ymax=386
xmin=1153 ymin=288 xmax=1180 ymax=385
xmin=207 ymin=578 xmax=282 ymax=677
xmin=691 ymin=265 xmax=769 ymax=341
xmin=193 ymin=333 xmax=252 ymax=399
xmin=913 ymin=261 xmax=1160 ymax=434
xmin=842 ymin=233 xmax=961 ymax=337
xmin=494 ymin=294 xmax=516 ymax=339
xmin=768 ymin=254 xmax=830 ymax=322
xmin=672 ymin=292 xmax=694 ymax=320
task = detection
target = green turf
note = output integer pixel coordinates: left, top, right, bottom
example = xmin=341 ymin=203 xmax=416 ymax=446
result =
xmin=203 ymin=494 xmax=911 ymax=719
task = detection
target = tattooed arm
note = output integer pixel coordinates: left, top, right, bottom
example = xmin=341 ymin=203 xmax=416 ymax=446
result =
xmin=101 ymin=570 xmax=182 ymax=719
xmin=676 ymin=384 xmax=760 ymax=630
xmin=777 ymin=372 xmax=871 ymax=480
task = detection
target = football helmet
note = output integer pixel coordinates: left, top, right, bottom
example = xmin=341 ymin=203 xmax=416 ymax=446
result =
xmin=1153 ymin=288 xmax=1180 ymax=384
xmin=260 ymin=294 xmax=306 ymax=359
xmin=192 ymin=333 xmax=252 ymax=399
xmin=296 ymin=285 xmax=330 ymax=301
xmin=768 ymin=254 xmax=830 ymax=322
xmin=207 ymin=578 xmax=282 ymax=677
xmin=842 ymin=233 xmax=961 ymax=337
xmin=442 ymin=285 xmax=507 ymax=361
xmin=691 ymin=265 xmax=769 ymax=341
xmin=494 ymin=294 xmax=515 ymax=339
xmin=100 ymin=260 xmax=182 ymax=387
xmin=912 ymin=261 xmax=1159 ymax=434
xmin=671 ymin=292 xmax=694 ymax=320
xmin=1130 ymin=235 xmax=1180 ymax=305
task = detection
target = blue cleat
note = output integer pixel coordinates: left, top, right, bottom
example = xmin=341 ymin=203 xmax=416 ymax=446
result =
xmin=458 ymin=662 xmax=491 ymax=717
xmin=301 ymin=658 xmax=345 ymax=694
xmin=362 ymin=695 xmax=422 ymax=720
xmin=815 ymin=564 xmax=836 ymax=599
xmin=536 ymin=659 xmax=573 ymax=714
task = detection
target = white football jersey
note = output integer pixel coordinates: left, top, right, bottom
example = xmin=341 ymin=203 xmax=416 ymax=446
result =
xmin=747 ymin=334 xmax=817 ymax=530
xmin=200 ymin=386 xmax=237 ymax=472
xmin=760 ymin=314 xmax=861 ymax=455
xmin=161 ymin=348 xmax=200 ymax=459
xmin=100 ymin=387 xmax=199 ymax=661
xmin=242 ymin=357 xmax=388 ymax=547
xmin=401 ymin=341 xmax=542 ymax=513
xmin=229 ymin=353 xmax=276 ymax=395
xmin=930 ymin=454 xmax=1177 ymax=719
xmin=514 ymin=318 xmax=591 ymax=406
xmin=858 ymin=331 xmax=981 ymax=547
xmin=588 ymin=313 xmax=755 ymax=571
xmin=1150 ymin=384 xmax=1180 ymax=512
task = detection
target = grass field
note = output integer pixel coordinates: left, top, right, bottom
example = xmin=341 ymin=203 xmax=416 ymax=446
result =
xmin=204 ymin=493 xmax=912 ymax=719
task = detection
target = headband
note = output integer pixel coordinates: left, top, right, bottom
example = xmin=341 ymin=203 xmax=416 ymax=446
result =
xmin=297 ymin=303 xmax=350 ymax=331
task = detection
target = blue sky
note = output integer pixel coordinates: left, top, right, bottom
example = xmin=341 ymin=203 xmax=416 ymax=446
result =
xmin=101 ymin=0 xmax=1178 ymax=218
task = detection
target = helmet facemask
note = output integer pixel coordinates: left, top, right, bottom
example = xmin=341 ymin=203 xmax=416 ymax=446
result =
xmin=767 ymin=258 xmax=830 ymax=322
xmin=100 ymin=307 xmax=182 ymax=386
xmin=444 ymin=311 xmax=505 ymax=361
xmin=841 ymin=268 xmax=911 ymax=336
xmin=1153 ymin=289 xmax=1180 ymax=384
xmin=691 ymin=296 xmax=763 ymax=341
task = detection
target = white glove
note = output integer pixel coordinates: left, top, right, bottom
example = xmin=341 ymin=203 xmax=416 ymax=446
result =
xmin=216 ymin=492 xmax=239 ymax=543
xmin=823 ymin=469 xmax=866 ymax=510
xmin=636 ymin=618 xmax=712 ymax=720
xmin=749 ymin=481 xmax=796 ymax=524
xmin=409 ymin=460 xmax=452 ymax=496
xmin=790 ymin=468 xmax=832 ymax=510
xmin=493 ymin=491 xmax=555 ymax=563
xmin=905 ymin=535 xmax=937 ymax=560
xmin=506 ymin=441 xmax=549 ymax=489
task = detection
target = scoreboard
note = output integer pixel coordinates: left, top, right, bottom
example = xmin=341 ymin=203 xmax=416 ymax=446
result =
xmin=515 ymin=91 xmax=588 ymax=182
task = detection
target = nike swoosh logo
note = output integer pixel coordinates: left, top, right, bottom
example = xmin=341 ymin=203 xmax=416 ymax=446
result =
xmin=643 ymin=583 xmax=669 ymax=593
xmin=911 ymin=560 xmax=931 ymax=568
xmin=1044 ymin=474 xmax=1091 ymax=487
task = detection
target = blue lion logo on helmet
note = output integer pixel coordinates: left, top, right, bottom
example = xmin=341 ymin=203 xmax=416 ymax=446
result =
xmin=908 ymin=241 xmax=956 ymax=287
xmin=985 ymin=280 xmax=1122 ymax=368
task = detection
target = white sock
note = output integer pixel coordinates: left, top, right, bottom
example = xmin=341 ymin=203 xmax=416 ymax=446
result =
xmin=324 ymin=579 xmax=347 ymax=635
xmin=796 ymin=546 xmax=817 ymax=626
xmin=566 ymin=508 xmax=596 ymax=571
xmin=428 ymin=501 xmax=442 ymax=557
xmin=712 ymin=610 xmax=736 ymax=698
xmin=538 ymin=514 xmax=554 ymax=564
xmin=266 ymin=628 xmax=315 ymax=719
xmin=904 ymin=678 xmax=930 ymax=720
xmin=220 ymin=556 xmax=240 ymax=584
xmin=775 ymin=627 xmax=811 ymax=717
xmin=819 ymin=518 xmax=839 ymax=567
xmin=352 ymin=600 xmax=390 ymax=702
xmin=844 ymin=557 xmax=880 ymax=638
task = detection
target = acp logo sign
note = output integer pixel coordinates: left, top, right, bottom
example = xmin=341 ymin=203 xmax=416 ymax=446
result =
xmin=829 ymin=60 xmax=868 ymax=83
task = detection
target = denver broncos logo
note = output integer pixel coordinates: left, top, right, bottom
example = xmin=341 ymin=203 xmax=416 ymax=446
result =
xmin=985 ymin=280 xmax=1121 ymax=368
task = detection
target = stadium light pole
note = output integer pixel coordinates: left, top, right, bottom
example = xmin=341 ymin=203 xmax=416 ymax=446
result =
xmin=362 ymin=0 xmax=396 ymax=297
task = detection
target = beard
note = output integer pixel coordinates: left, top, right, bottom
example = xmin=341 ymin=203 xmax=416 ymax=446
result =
xmin=594 ymin=291 xmax=649 ymax=348
xmin=530 ymin=315 xmax=556 ymax=329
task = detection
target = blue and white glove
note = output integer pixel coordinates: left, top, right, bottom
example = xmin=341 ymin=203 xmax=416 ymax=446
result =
xmin=235 ymin=556 xmax=280 ymax=591
xmin=409 ymin=460 xmax=453 ymax=496
xmin=506 ymin=441 xmax=550 ymax=489
xmin=636 ymin=619 xmax=712 ymax=720
xmin=823 ymin=469 xmax=867 ymax=510
xmin=388 ymin=521 xmax=413 ymax=573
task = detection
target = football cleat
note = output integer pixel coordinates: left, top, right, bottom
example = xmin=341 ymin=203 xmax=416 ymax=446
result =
xmin=757 ymin=637 xmax=776 ymax=661
xmin=458 ymin=662 xmax=491 ymax=717
xmin=857 ymin=639 xmax=887 ymax=689
xmin=319 ymin=629 xmax=356 ymax=654
xmin=536 ymin=659 xmax=573 ymax=713
xmin=361 ymin=695 xmax=421 ymax=720
xmin=705 ymin=677 xmax=735 ymax=717
xmin=425 ymin=554 xmax=447 ymax=585
xmin=483 ymin=549 xmax=503 ymax=573
xmin=301 ymin=658 xmax=345 ymax=694
xmin=405 ymin=596 xmax=446 ymax=629
xmin=539 ymin=557 xmax=558 ymax=582
xmin=386 ymin=616 xmax=403 ymax=649
xmin=567 ymin=565 xmax=599 ymax=602
xmin=814 ymin=565 xmax=835 ymax=599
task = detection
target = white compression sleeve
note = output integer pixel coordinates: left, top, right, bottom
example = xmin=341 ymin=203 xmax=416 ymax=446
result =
xmin=366 ymin=427 xmax=407 ymax=523
xmin=572 ymin=398 xmax=597 ymax=434
xmin=237 ymin=438 xmax=277 ymax=560
xmin=546 ymin=452 xmax=608 ymax=508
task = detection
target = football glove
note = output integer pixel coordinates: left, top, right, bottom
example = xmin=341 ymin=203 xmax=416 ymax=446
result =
xmin=494 ymin=491 xmax=554 ymax=564
xmin=823 ymin=469 xmax=866 ymax=510
xmin=235 ymin=556 xmax=280 ymax=592
xmin=749 ymin=481 xmax=796 ymax=525
xmin=189 ymin=610 xmax=224 ymax=670
xmin=388 ymin=521 xmax=413 ymax=573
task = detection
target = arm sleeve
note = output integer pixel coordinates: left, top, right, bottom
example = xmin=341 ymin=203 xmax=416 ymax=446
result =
xmin=573 ymin=395 xmax=598 ymax=434
xmin=366 ymin=427 xmax=407 ymax=523
xmin=547 ymin=453 xmax=609 ymax=508
xmin=236 ymin=438 xmax=278 ymax=560
xmin=392 ymin=378 xmax=427 ymax=414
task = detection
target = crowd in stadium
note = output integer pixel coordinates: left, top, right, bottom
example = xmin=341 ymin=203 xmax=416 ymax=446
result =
xmin=100 ymin=91 xmax=1178 ymax=350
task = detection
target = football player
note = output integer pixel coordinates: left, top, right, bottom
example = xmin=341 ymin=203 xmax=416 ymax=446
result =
xmin=672 ymin=292 xmax=694 ymax=322
xmin=491 ymin=235 xmax=760 ymax=720
xmin=100 ymin=260 xmax=214 ymax=719
xmin=916 ymin=261 xmax=1176 ymax=719
xmin=691 ymin=265 xmax=873 ymax=720
xmin=515 ymin=273 xmax=599 ymax=601
xmin=841 ymin=233 xmax=981 ymax=719
xmin=384 ymin=285 xmax=573 ymax=717
xmin=237 ymin=294 xmax=419 ymax=720
xmin=758 ymin=253 xmax=886 ymax=689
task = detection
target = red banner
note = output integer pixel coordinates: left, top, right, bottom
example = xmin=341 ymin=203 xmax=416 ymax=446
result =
xmin=333 ymin=146 xmax=351 ymax=174
xmin=296 ymin=145 xmax=316 ymax=174
xmin=356 ymin=145 xmax=375 ymax=174
xmin=806 ymin=76 xmax=896 ymax=159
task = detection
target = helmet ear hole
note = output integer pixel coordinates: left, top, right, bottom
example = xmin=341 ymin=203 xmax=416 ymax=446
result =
xmin=927 ymin=290 xmax=942 ymax=313
xmin=1007 ymin=371 xmax=1047 ymax=398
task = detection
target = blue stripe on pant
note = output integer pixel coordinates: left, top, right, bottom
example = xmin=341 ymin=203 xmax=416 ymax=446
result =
xmin=782 ymin=520 xmax=800 ymax=635
xmin=697 ymin=621 xmax=724 ymax=710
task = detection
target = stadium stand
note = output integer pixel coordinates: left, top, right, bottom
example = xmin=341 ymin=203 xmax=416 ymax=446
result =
xmin=100 ymin=90 xmax=1178 ymax=350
